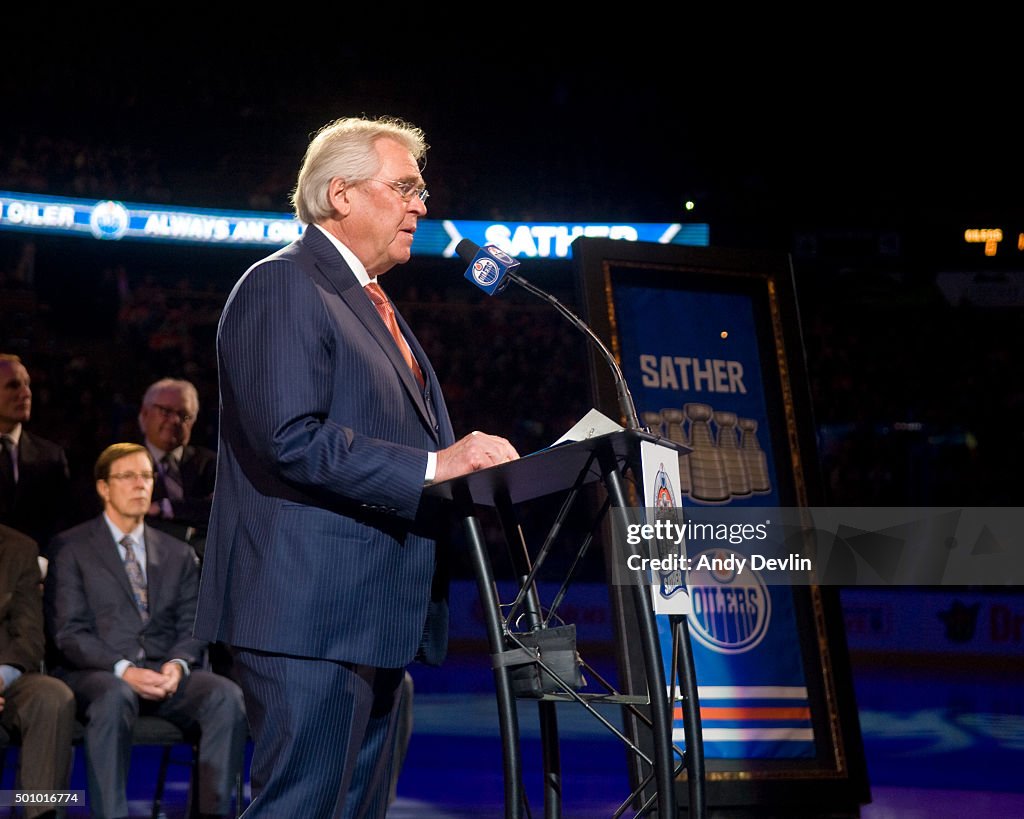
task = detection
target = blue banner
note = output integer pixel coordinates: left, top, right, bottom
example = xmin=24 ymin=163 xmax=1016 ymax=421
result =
xmin=434 ymin=219 xmax=708 ymax=259
xmin=0 ymin=190 xmax=304 ymax=247
xmin=0 ymin=191 xmax=709 ymax=257
xmin=611 ymin=283 xmax=814 ymax=759
xmin=614 ymin=285 xmax=781 ymax=507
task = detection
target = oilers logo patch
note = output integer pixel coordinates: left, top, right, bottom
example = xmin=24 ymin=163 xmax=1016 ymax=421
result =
xmin=652 ymin=463 xmax=686 ymax=599
xmin=472 ymin=257 xmax=500 ymax=286
xmin=687 ymin=548 xmax=771 ymax=654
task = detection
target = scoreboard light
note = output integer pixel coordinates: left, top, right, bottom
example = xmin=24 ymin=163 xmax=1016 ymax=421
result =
xmin=964 ymin=227 xmax=1003 ymax=257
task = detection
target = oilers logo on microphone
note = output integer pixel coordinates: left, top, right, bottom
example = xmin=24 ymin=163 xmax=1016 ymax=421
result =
xmin=471 ymin=257 xmax=501 ymax=286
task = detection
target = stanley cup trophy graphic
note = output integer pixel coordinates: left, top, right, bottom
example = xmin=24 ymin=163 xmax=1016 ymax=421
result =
xmin=738 ymin=416 xmax=771 ymax=493
xmin=659 ymin=407 xmax=692 ymax=496
xmin=646 ymin=405 xmax=772 ymax=503
xmin=684 ymin=402 xmax=730 ymax=503
xmin=642 ymin=411 xmax=665 ymax=437
xmin=713 ymin=410 xmax=752 ymax=497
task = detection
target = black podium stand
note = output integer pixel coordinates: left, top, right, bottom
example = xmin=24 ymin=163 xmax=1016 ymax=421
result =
xmin=426 ymin=429 xmax=705 ymax=818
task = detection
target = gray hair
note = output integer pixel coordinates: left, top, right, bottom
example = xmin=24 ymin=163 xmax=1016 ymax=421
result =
xmin=140 ymin=378 xmax=199 ymax=413
xmin=290 ymin=116 xmax=428 ymax=225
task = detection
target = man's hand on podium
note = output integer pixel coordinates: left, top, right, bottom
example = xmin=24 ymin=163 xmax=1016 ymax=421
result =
xmin=434 ymin=431 xmax=520 ymax=482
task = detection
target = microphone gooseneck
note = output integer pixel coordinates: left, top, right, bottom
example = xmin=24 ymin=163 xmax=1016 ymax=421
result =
xmin=457 ymin=240 xmax=642 ymax=431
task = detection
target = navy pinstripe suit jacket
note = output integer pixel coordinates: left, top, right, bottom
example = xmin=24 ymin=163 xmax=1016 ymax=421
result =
xmin=194 ymin=226 xmax=455 ymax=669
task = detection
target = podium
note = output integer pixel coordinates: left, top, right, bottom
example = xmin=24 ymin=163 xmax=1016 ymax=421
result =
xmin=426 ymin=429 xmax=705 ymax=818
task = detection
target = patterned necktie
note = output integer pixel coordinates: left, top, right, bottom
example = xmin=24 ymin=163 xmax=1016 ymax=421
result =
xmin=120 ymin=535 xmax=150 ymax=623
xmin=364 ymin=282 xmax=425 ymax=388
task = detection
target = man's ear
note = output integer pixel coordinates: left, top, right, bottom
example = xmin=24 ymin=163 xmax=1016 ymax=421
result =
xmin=328 ymin=177 xmax=351 ymax=217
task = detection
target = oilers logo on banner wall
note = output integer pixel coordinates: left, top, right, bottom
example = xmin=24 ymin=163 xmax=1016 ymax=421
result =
xmin=686 ymin=548 xmax=771 ymax=654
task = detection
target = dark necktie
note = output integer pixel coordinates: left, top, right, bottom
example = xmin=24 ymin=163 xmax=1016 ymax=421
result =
xmin=0 ymin=435 xmax=15 ymax=498
xmin=364 ymin=282 xmax=425 ymax=388
xmin=159 ymin=453 xmax=184 ymax=501
xmin=120 ymin=535 xmax=150 ymax=623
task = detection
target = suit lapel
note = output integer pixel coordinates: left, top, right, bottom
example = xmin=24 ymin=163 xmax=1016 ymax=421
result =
xmin=143 ymin=525 xmax=165 ymax=616
xmin=178 ymin=447 xmax=196 ymax=494
xmin=14 ymin=432 xmax=39 ymax=499
xmin=300 ymin=229 xmax=441 ymax=442
xmin=392 ymin=308 xmax=454 ymax=445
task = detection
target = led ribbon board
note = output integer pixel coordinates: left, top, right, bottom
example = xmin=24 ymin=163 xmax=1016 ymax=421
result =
xmin=0 ymin=191 xmax=709 ymax=257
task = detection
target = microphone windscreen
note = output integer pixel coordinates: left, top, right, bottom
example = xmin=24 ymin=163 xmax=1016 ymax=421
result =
xmin=455 ymin=238 xmax=480 ymax=264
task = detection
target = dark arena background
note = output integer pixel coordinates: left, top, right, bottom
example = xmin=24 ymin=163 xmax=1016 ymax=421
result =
xmin=1 ymin=27 xmax=1022 ymax=818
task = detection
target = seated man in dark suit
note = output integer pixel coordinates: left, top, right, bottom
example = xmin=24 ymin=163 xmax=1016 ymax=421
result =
xmin=44 ymin=443 xmax=246 ymax=819
xmin=0 ymin=354 xmax=72 ymax=558
xmin=138 ymin=378 xmax=216 ymax=557
xmin=0 ymin=523 xmax=75 ymax=819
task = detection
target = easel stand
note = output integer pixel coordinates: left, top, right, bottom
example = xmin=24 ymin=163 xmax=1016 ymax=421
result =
xmin=427 ymin=430 xmax=706 ymax=818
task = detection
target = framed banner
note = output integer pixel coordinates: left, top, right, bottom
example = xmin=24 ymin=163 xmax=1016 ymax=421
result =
xmin=572 ymin=238 xmax=870 ymax=815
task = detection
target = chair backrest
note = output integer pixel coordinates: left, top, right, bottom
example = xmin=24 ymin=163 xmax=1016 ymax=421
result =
xmin=69 ymin=715 xmax=197 ymax=747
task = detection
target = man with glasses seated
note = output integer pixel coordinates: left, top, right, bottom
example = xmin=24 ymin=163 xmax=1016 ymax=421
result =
xmin=44 ymin=443 xmax=247 ymax=819
xmin=138 ymin=378 xmax=217 ymax=559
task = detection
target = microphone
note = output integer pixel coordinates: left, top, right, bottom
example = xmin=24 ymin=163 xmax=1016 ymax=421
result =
xmin=456 ymin=239 xmax=641 ymax=431
xmin=459 ymin=240 xmax=519 ymax=295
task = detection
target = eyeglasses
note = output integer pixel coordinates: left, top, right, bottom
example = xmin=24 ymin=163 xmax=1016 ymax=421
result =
xmin=150 ymin=402 xmax=194 ymax=424
xmin=108 ymin=471 xmax=156 ymax=482
xmin=366 ymin=178 xmax=430 ymax=203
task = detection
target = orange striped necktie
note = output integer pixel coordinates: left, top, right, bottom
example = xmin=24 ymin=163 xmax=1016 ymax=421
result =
xmin=364 ymin=282 xmax=425 ymax=388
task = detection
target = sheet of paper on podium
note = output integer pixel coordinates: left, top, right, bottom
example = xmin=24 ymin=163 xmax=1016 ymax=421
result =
xmin=549 ymin=408 xmax=623 ymax=447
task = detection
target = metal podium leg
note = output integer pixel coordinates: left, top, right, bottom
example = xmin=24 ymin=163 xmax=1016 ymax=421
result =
xmin=673 ymin=615 xmax=707 ymax=819
xmin=494 ymin=489 xmax=563 ymax=818
xmin=539 ymin=700 xmax=561 ymax=818
xmin=600 ymin=457 xmax=676 ymax=819
xmin=457 ymin=489 xmax=524 ymax=818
